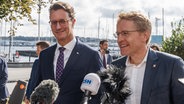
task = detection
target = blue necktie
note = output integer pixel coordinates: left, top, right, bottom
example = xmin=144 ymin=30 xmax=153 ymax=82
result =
xmin=56 ymin=47 xmax=65 ymax=83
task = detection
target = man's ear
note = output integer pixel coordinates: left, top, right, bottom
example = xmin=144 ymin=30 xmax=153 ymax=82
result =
xmin=72 ymin=18 xmax=76 ymax=28
xmin=142 ymin=31 xmax=150 ymax=43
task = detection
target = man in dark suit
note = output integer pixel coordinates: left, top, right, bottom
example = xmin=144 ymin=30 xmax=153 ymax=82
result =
xmin=24 ymin=41 xmax=50 ymax=104
xmin=112 ymin=11 xmax=184 ymax=104
xmin=0 ymin=57 xmax=9 ymax=104
xmin=98 ymin=40 xmax=112 ymax=69
xmin=31 ymin=1 xmax=103 ymax=104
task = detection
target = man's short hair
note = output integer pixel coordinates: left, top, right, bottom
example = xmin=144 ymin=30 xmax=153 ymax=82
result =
xmin=117 ymin=11 xmax=152 ymax=44
xmin=49 ymin=1 xmax=75 ymax=20
xmin=150 ymin=44 xmax=160 ymax=51
xmin=36 ymin=41 xmax=50 ymax=49
xmin=99 ymin=40 xmax=108 ymax=45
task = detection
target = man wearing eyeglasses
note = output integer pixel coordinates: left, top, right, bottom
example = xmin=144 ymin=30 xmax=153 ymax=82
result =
xmin=30 ymin=1 xmax=103 ymax=104
xmin=112 ymin=11 xmax=184 ymax=104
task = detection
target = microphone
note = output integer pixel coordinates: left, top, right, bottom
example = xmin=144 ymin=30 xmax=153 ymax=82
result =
xmin=97 ymin=65 xmax=131 ymax=104
xmin=80 ymin=73 xmax=101 ymax=104
xmin=30 ymin=79 xmax=59 ymax=104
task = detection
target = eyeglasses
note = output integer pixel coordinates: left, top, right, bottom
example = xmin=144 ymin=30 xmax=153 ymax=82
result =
xmin=49 ymin=18 xmax=71 ymax=26
xmin=113 ymin=30 xmax=140 ymax=38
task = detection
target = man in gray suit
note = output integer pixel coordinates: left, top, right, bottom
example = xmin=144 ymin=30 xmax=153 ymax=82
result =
xmin=112 ymin=11 xmax=184 ymax=104
xmin=0 ymin=57 xmax=9 ymax=104
xmin=31 ymin=1 xmax=103 ymax=104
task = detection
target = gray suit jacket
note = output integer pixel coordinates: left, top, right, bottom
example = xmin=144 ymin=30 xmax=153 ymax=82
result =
xmin=0 ymin=58 xmax=9 ymax=100
xmin=112 ymin=49 xmax=184 ymax=104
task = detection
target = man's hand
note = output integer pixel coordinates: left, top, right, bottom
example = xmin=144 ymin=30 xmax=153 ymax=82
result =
xmin=24 ymin=96 xmax=30 ymax=104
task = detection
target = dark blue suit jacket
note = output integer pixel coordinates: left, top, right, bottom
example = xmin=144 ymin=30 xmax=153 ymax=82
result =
xmin=112 ymin=49 xmax=184 ymax=104
xmin=26 ymin=59 xmax=39 ymax=99
xmin=98 ymin=51 xmax=112 ymax=66
xmin=107 ymin=54 xmax=112 ymax=65
xmin=35 ymin=39 xmax=103 ymax=104
xmin=0 ymin=58 xmax=9 ymax=100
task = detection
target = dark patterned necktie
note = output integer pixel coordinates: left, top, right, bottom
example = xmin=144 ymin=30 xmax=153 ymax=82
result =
xmin=103 ymin=54 xmax=107 ymax=69
xmin=56 ymin=47 xmax=65 ymax=83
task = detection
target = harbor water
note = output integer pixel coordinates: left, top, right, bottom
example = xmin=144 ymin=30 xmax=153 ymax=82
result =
xmin=0 ymin=45 xmax=37 ymax=62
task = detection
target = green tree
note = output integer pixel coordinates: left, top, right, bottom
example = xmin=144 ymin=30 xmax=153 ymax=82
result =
xmin=162 ymin=18 xmax=184 ymax=59
xmin=0 ymin=0 xmax=48 ymax=35
xmin=0 ymin=0 xmax=36 ymax=23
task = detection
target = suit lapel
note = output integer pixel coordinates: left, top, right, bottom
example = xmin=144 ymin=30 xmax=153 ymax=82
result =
xmin=59 ymin=40 xmax=81 ymax=84
xmin=47 ymin=44 xmax=57 ymax=80
xmin=141 ymin=49 xmax=159 ymax=104
xmin=106 ymin=54 xmax=110 ymax=64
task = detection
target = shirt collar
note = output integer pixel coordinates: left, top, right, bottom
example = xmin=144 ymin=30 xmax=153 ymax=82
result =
xmin=56 ymin=38 xmax=76 ymax=51
xmin=126 ymin=49 xmax=149 ymax=67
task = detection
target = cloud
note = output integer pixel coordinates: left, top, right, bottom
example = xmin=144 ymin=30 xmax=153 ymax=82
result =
xmin=1 ymin=0 xmax=184 ymax=39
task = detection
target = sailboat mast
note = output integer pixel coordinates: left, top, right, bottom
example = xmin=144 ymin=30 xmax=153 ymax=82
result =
xmin=97 ymin=17 xmax=100 ymax=39
xmin=162 ymin=8 xmax=165 ymax=41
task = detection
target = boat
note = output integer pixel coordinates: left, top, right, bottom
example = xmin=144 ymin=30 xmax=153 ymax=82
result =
xmin=0 ymin=50 xmax=36 ymax=68
xmin=16 ymin=50 xmax=37 ymax=57
xmin=7 ymin=62 xmax=33 ymax=68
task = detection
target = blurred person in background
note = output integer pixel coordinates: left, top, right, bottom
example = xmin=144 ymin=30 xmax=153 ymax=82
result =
xmin=0 ymin=57 xmax=9 ymax=104
xmin=150 ymin=43 xmax=160 ymax=51
xmin=24 ymin=41 xmax=50 ymax=104
xmin=98 ymin=39 xmax=112 ymax=69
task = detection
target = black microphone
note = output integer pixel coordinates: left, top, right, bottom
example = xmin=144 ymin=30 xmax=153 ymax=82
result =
xmin=30 ymin=79 xmax=59 ymax=104
xmin=80 ymin=73 xmax=101 ymax=104
xmin=97 ymin=65 xmax=131 ymax=104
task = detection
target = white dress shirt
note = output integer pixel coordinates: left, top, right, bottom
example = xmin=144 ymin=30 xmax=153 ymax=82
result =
xmin=53 ymin=38 xmax=76 ymax=79
xmin=125 ymin=50 xmax=148 ymax=104
xmin=98 ymin=51 xmax=109 ymax=65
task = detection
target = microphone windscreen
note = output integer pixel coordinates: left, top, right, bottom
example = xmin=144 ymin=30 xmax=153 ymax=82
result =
xmin=30 ymin=79 xmax=59 ymax=104
xmin=80 ymin=73 xmax=101 ymax=95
